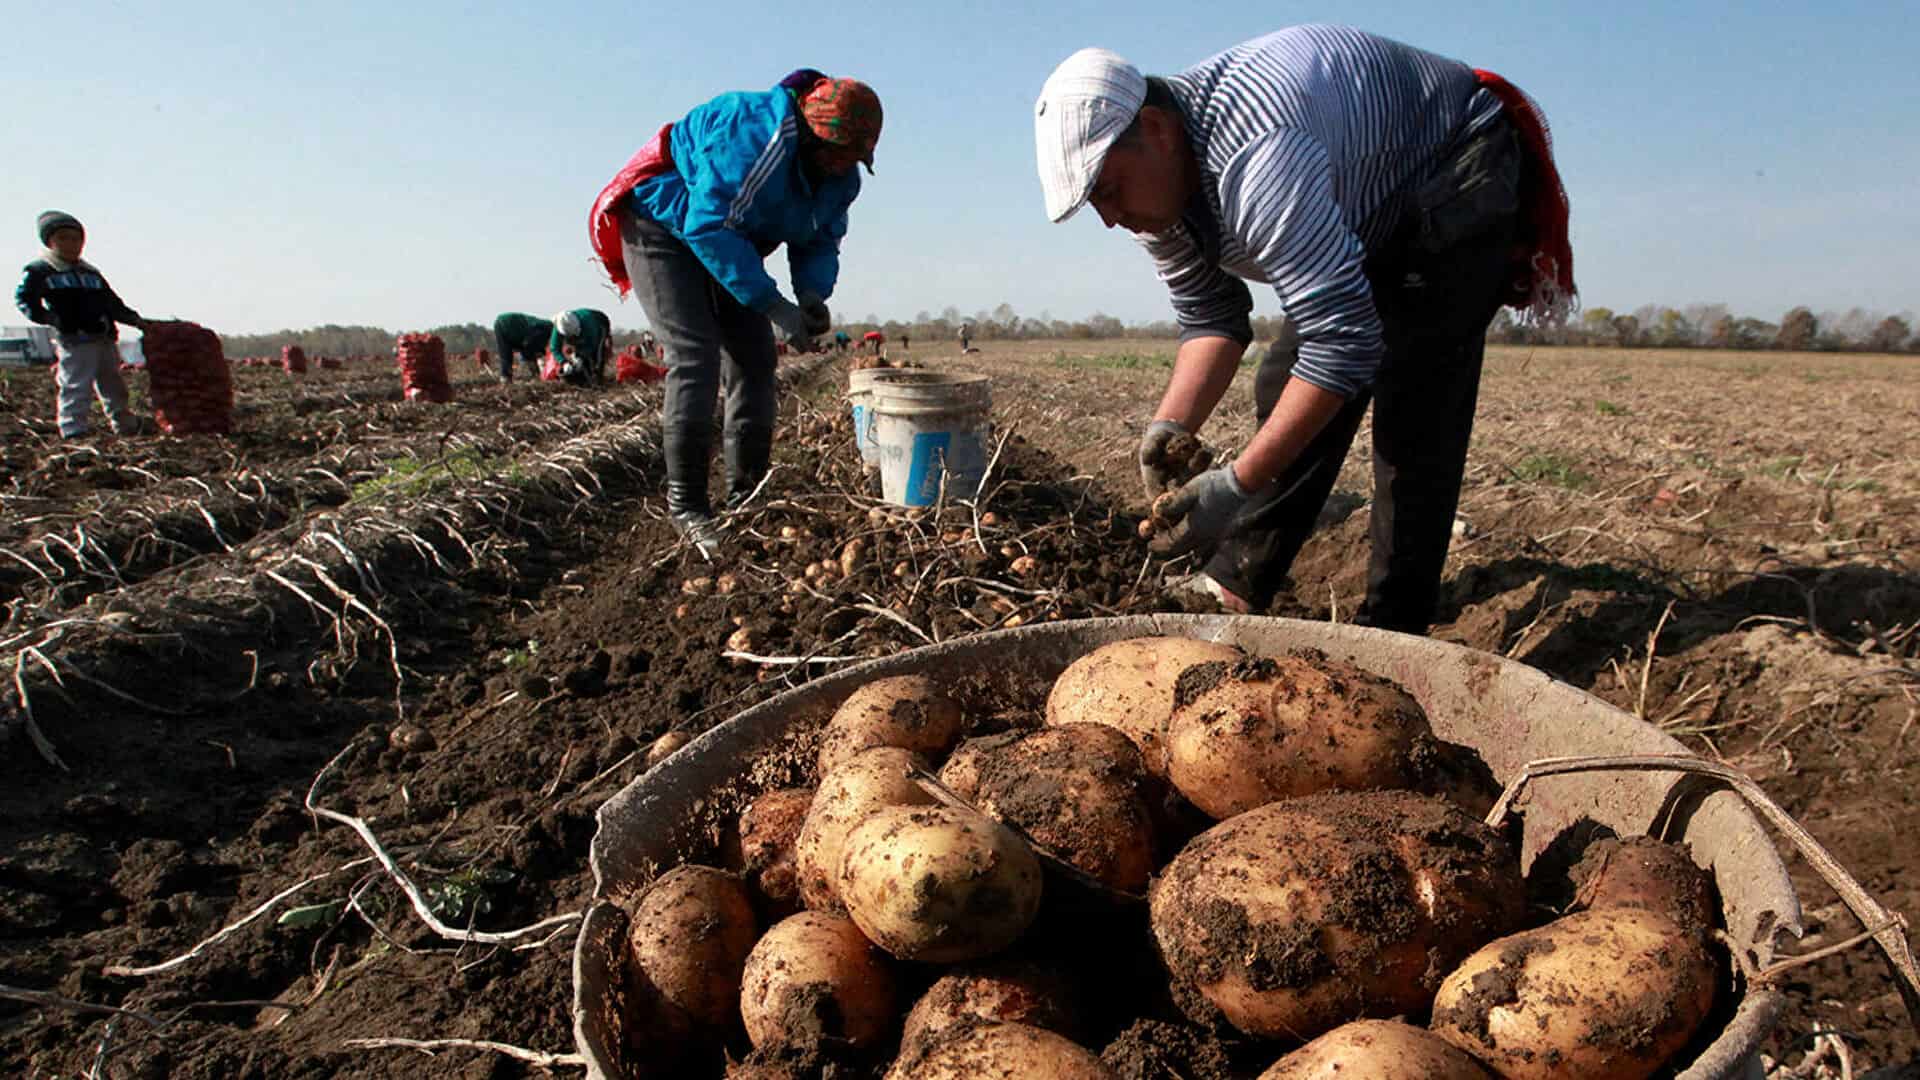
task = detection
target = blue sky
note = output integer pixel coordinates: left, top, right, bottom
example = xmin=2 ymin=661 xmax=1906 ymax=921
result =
xmin=5 ymin=1 xmax=1916 ymax=333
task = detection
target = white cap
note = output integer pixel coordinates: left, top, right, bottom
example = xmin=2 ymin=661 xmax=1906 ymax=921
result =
xmin=1034 ymin=47 xmax=1147 ymax=223
xmin=555 ymin=310 xmax=581 ymax=337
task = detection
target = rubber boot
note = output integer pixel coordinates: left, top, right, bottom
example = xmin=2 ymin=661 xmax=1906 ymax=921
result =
xmin=722 ymin=426 xmax=774 ymax=512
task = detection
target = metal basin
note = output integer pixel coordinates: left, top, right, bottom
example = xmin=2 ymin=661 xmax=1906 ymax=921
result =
xmin=574 ymin=614 xmax=1801 ymax=1079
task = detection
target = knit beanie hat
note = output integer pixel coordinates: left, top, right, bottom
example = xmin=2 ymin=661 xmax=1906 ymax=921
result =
xmin=37 ymin=211 xmax=83 ymax=245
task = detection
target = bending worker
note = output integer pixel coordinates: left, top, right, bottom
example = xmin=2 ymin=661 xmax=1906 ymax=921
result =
xmin=551 ymin=307 xmax=612 ymax=385
xmin=491 ymin=311 xmax=552 ymax=382
xmin=1036 ymin=25 xmax=1574 ymax=635
xmin=590 ymin=69 xmax=881 ymax=557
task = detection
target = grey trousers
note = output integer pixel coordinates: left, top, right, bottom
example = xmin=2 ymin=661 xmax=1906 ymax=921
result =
xmin=53 ymin=334 xmax=130 ymax=438
xmin=619 ymin=210 xmax=778 ymax=516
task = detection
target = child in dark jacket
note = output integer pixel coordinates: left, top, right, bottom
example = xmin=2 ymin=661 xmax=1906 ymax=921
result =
xmin=14 ymin=211 xmax=146 ymax=438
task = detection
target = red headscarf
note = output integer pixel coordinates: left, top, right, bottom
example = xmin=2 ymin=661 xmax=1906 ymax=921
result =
xmin=799 ymin=78 xmax=883 ymax=167
xmin=1474 ymin=69 xmax=1576 ymax=324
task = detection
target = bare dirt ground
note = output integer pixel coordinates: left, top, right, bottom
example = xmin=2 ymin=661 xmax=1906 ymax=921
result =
xmin=1 ymin=339 xmax=1915 ymax=1078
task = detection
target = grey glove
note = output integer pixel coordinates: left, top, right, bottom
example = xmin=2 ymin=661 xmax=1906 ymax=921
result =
xmin=765 ymin=296 xmax=816 ymax=351
xmin=796 ymin=290 xmax=833 ymax=337
xmin=1138 ymin=419 xmax=1190 ymax=498
xmin=1150 ymin=465 xmax=1253 ymax=558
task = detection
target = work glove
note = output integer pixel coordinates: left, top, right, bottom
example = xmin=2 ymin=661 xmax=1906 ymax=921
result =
xmin=1150 ymin=465 xmax=1253 ymax=559
xmin=796 ymin=290 xmax=833 ymax=337
xmin=765 ymin=296 xmax=816 ymax=352
xmin=1138 ymin=419 xmax=1191 ymax=499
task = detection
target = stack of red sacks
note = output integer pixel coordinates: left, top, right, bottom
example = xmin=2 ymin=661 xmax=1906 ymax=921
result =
xmin=396 ymin=333 xmax=454 ymax=402
xmin=615 ymin=345 xmax=667 ymax=384
xmin=142 ymin=321 xmax=234 ymax=434
xmin=282 ymin=344 xmax=307 ymax=374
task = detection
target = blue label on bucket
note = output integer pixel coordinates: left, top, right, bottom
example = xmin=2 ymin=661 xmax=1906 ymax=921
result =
xmin=851 ymin=404 xmax=865 ymax=445
xmin=901 ymin=430 xmax=988 ymax=506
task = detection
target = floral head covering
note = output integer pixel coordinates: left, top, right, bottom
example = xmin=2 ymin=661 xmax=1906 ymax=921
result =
xmin=799 ymin=78 xmax=883 ymax=168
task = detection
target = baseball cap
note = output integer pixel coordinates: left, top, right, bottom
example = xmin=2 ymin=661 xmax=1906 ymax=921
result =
xmin=1034 ymin=48 xmax=1147 ymax=223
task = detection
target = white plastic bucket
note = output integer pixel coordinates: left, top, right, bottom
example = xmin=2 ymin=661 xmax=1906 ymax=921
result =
xmin=871 ymin=373 xmax=992 ymax=506
xmin=846 ymin=369 xmax=945 ymax=467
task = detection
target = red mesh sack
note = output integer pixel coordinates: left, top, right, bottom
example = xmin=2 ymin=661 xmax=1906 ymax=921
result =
xmin=395 ymin=333 xmax=454 ymax=402
xmin=282 ymin=344 xmax=307 ymax=374
xmin=474 ymin=347 xmax=492 ymax=370
xmin=142 ymin=321 xmax=233 ymax=435
xmin=319 ymin=356 xmax=341 ymax=370
xmin=614 ymin=346 xmax=666 ymax=384
xmin=540 ymin=354 xmax=562 ymax=381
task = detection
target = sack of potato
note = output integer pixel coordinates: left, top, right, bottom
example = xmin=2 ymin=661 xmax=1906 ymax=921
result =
xmin=281 ymin=343 xmax=307 ymax=373
xmin=140 ymin=320 xmax=233 ymax=435
xmin=395 ymin=332 xmax=453 ymax=403
xmin=612 ymin=638 xmax=1732 ymax=1080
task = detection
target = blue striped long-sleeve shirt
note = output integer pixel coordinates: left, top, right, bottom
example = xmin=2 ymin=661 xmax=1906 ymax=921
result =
xmin=1145 ymin=25 xmax=1503 ymax=397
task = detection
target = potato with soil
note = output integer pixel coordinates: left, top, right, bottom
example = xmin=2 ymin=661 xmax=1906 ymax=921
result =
xmin=625 ymin=866 xmax=759 ymax=1032
xmin=1259 ymin=1020 xmax=1494 ymax=1079
xmin=732 ymin=788 xmax=814 ymax=918
xmin=795 ymin=746 xmax=937 ymax=912
xmin=839 ymin=805 xmax=1045 ymax=963
xmin=741 ymin=910 xmax=900 ymax=1052
xmin=946 ymin=723 xmax=1158 ymax=894
xmin=886 ymin=1020 xmax=1116 ymax=1079
xmin=817 ymin=675 xmax=965 ymax=775
xmin=1164 ymin=652 xmax=1442 ymax=820
xmin=1429 ymin=907 xmax=1718 ymax=1080
xmin=1150 ymin=791 xmax=1523 ymax=1041
xmin=1045 ymin=636 xmax=1243 ymax=776
xmin=1569 ymin=835 xmax=1718 ymax=934
xmin=901 ymin=957 xmax=1080 ymax=1049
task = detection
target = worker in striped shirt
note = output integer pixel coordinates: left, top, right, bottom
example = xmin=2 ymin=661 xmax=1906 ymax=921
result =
xmin=1036 ymin=25 xmax=1575 ymax=635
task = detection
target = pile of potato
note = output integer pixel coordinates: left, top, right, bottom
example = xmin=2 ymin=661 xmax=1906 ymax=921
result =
xmin=617 ymin=638 xmax=1727 ymax=1080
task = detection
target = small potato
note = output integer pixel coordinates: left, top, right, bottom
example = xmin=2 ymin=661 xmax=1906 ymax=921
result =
xmin=1259 ymin=1020 xmax=1493 ymax=1079
xmin=817 ymin=675 xmax=966 ymax=776
xmin=741 ymin=911 xmax=898 ymax=1051
xmin=1164 ymin=651 xmax=1436 ymax=819
xmin=886 ymin=1020 xmax=1115 ymax=1080
xmin=736 ymin=788 xmax=815 ymax=918
xmin=1570 ymin=835 xmax=1718 ymax=934
xmin=795 ymin=747 xmax=937 ymax=912
xmin=1045 ymin=636 xmax=1243 ymax=777
xmin=901 ymin=958 xmax=1079 ymax=1049
xmin=646 ymin=730 xmax=692 ymax=770
xmin=1151 ymin=791 xmax=1523 ymax=1041
xmin=625 ymin=866 xmax=758 ymax=1031
xmin=838 ymin=805 xmax=1044 ymax=963
xmin=961 ymin=724 xmax=1157 ymax=894
xmin=1430 ymin=907 xmax=1718 ymax=1080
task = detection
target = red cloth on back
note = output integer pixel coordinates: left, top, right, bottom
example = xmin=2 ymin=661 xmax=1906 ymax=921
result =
xmin=588 ymin=125 xmax=677 ymax=298
xmin=1473 ymin=69 xmax=1576 ymax=322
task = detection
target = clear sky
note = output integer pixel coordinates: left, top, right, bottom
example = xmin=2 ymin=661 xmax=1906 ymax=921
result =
xmin=5 ymin=1 xmax=1916 ymax=334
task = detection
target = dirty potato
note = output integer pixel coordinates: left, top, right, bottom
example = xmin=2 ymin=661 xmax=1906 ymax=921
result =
xmin=1429 ymin=907 xmax=1718 ymax=1080
xmin=885 ymin=1020 xmax=1116 ymax=1079
xmin=625 ymin=866 xmax=759 ymax=1032
xmin=838 ymin=805 xmax=1044 ymax=963
xmin=795 ymin=747 xmax=937 ymax=912
xmin=1150 ymin=791 xmax=1523 ymax=1041
xmin=733 ymin=788 xmax=814 ymax=919
xmin=900 ymin=957 xmax=1080 ymax=1049
xmin=817 ymin=675 xmax=966 ymax=776
xmin=1164 ymin=652 xmax=1439 ymax=819
xmin=1569 ymin=835 xmax=1719 ymax=934
xmin=740 ymin=911 xmax=899 ymax=1052
xmin=1045 ymin=636 xmax=1243 ymax=777
xmin=1258 ymin=1020 xmax=1494 ymax=1079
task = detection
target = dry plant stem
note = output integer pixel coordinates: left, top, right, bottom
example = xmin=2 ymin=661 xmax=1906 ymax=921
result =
xmin=12 ymin=652 xmax=68 ymax=771
xmin=338 ymin=1037 xmax=585 ymax=1069
xmin=304 ymin=746 xmax=581 ymax=947
xmin=104 ymin=857 xmax=377 ymax=977
xmin=1487 ymin=752 xmax=1920 ymax=1035
xmin=0 ymin=982 xmax=161 ymax=1027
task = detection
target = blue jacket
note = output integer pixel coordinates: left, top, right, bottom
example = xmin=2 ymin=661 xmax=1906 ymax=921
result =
xmin=629 ymin=86 xmax=860 ymax=313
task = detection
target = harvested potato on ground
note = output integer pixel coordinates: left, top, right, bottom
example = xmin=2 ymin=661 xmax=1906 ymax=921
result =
xmin=646 ymin=729 xmax=693 ymax=769
xmin=886 ymin=1020 xmax=1116 ymax=1079
xmin=1151 ymin=791 xmax=1523 ymax=1041
xmin=839 ymin=805 xmax=1044 ymax=963
xmin=795 ymin=747 xmax=937 ymax=912
xmin=1164 ymin=651 xmax=1439 ymax=819
xmin=734 ymin=788 xmax=814 ymax=918
xmin=1259 ymin=1019 xmax=1494 ymax=1079
xmin=901 ymin=957 xmax=1080 ymax=1049
xmin=1430 ymin=907 xmax=1718 ymax=1080
xmin=740 ymin=911 xmax=899 ymax=1052
xmin=1045 ymin=636 xmax=1243 ymax=777
xmin=817 ymin=675 xmax=966 ymax=775
xmin=935 ymin=730 xmax=1024 ymax=801
xmin=957 ymin=723 xmax=1157 ymax=894
xmin=625 ymin=866 xmax=759 ymax=1031
xmin=1570 ymin=835 xmax=1718 ymax=934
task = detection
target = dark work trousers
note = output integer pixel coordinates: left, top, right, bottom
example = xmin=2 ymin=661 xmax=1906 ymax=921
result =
xmin=492 ymin=331 xmax=544 ymax=382
xmin=619 ymin=209 xmax=779 ymax=517
xmin=1206 ymin=120 xmax=1524 ymax=635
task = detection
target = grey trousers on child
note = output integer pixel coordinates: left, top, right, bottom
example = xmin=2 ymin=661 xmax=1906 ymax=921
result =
xmin=618 ymin=210 xmax=778 ymax=517
xmin=53 ymin=334 xmax=131 ymax=438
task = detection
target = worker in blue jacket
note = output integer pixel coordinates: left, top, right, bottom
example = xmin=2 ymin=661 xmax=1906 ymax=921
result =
xmin=590 ymin=70 xmax=882 ymax=558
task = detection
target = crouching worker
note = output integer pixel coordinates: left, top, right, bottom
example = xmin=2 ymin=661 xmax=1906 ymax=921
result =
xmin=589 ymin=68 xmax=881 ymax=558
xmin=15 ymin=211 xmax=147 ymax=439
xmin=492 ymin=312 xmax=554 ymax=382
xmin=550 ymin=308 xmax=612 ymax=385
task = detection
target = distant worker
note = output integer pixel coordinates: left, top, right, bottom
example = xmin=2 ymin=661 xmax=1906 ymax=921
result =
xmin=588 ymin=68 xmax=882 ymax=557
xmin=491 ymin=311 xmax=553 ymax=382
xmin=14 ymin=211 xmax=146 ymax=439
xmin=834 ymin=329 xmax=852 ymax=353
xmin=863 ymin=329 xmax=885 ymax=356
xmin=958 ymin=321 xmax=973 ymax=352
xmin=551 ymin=308 xmax=612 ymax=385
xmin=640 ymin=329 xmax=660 ymax=358
xmin=900 ymin=331 xmax=910 ymax=351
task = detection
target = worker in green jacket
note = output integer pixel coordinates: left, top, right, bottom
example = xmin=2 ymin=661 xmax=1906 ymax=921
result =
xmin=551 ymin=308 xmax=612 ymax=385
xmin=492 ymin=312 xmax=553 ymax=382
